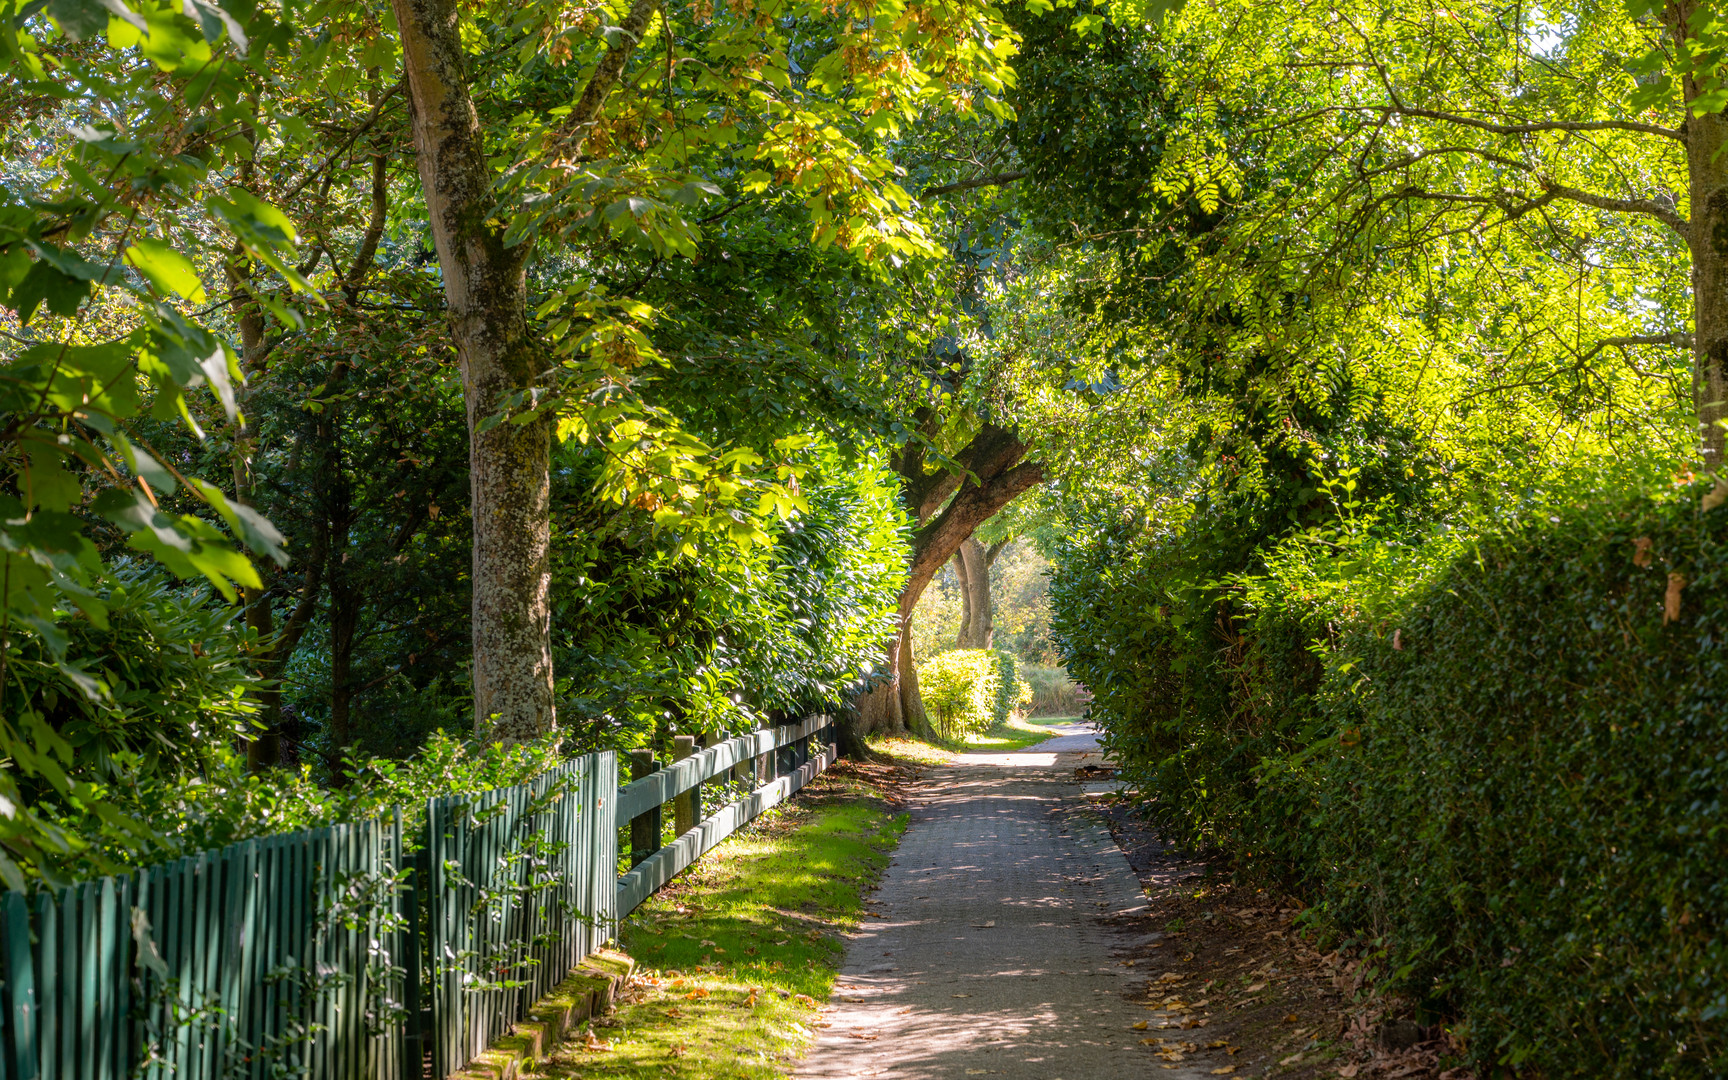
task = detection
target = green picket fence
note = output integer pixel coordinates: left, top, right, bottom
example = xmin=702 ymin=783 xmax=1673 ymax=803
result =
xmin=0 ymin=721 xmax=833 ymax=1080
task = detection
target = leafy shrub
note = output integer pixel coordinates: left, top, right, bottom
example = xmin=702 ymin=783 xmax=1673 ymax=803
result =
xmin=992 ymin=649 xmax=1034 ymax=723
xmin=117 ymin=731 xmax=568 ymax=867
xmin=1053 ymin=483 xmax=1728 ymax=1076
xmin=552 ymin=438 xmax=904 ymax=747
xmin=918 ymin=649 xmax=1031 ymax=738
xmin=7 ymin=571 xmax=262 ymax=885
xmin=1021 ymin=664 xmax=1085 ymax=716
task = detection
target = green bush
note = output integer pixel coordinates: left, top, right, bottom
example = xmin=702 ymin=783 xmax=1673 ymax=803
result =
xmin=918 ymin=649 xmax=1031 ymax=738
xmin=1021 ymin=664 xmax=1085 ymax=716
xmin=1053 ymin=485 xmax=1728 ymax=1076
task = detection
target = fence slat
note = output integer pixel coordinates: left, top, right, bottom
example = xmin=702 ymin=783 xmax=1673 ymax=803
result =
xmin=3 ymin=892 xmax=36 ymax=1080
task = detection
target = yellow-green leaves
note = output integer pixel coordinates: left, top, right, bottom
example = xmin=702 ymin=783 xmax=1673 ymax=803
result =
xmin=124 ymin=237 xmax=206 ymax=301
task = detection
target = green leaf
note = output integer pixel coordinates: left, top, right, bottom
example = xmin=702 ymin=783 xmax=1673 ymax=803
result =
xmin=189 ymin=478 xmax=287 ymax=565
xmin=11 ymin=259 xmax=90 ymax=323
xmin=117 ymin=435 xmax=178 ymax=495
xmin=124 ymin=237 xmax=206 ymax=301
xmin=45 ymin=0 xmax=111 ymax=40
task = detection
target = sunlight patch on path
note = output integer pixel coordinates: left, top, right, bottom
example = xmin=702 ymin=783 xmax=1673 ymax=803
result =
xmin=795 ymin=745 xmax=1221 ymax=1080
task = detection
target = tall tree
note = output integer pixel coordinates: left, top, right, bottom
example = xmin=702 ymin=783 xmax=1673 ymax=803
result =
xmin=387 ymin=0 xmax=1019 ymax=740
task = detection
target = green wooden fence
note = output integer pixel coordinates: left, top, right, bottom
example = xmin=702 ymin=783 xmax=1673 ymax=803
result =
xmin=0 ymin=718 xmax=833 ymax=1079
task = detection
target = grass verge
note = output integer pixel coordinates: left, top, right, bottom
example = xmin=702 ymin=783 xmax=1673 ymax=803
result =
xmin=962 ymin=714 xmax=1069 ymax=751
xmin=540 ymin=752 xmax=920 ymax=1080
xmin=870 ymin=714 xmax=1072 ymax=758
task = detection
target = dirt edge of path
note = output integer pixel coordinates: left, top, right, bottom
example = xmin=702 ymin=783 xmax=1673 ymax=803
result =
xmin=1091 ymin=794 xmax=1478 ymax=1080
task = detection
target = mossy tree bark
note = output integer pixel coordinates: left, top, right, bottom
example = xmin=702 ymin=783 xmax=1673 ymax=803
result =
xmin=391 ymin=0 xmax=653 ymax=740
xmin=1678 ymin=1 xmax=1728 ymax=470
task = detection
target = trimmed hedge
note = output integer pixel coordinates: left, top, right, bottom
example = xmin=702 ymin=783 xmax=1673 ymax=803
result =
xmin=1321 ymin=492 xmax=1728 ymax=1075
xmin=1053 ymin=486 xmax=1728 ymax=1076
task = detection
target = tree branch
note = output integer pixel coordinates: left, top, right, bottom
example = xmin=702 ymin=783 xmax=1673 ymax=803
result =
xmin=1379 ymin=102 xmax=1685 ymax=143
xmin=281 ymin=81 xmax=404 ymax=201
xmin=1578 ymin=332 xmax=1693 ymax=363
xmin=1538 ymin=178 xmax=1688 ymax=236
xmin=921 ymin=171 xmax=1027 ymax=198
xmin=568 ymin=0 xmax=659 ymax=133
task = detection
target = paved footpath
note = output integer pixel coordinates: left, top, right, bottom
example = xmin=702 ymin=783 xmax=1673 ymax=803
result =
xmin=797 ymin=728 xmax=1218 ymax=1080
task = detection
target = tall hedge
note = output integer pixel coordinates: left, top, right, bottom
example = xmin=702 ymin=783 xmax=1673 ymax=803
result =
xmin=1052 ymin=487 xmax=1728 ymax=1076
xmin=1321 ymin=493 xmax=1728 ymax=1075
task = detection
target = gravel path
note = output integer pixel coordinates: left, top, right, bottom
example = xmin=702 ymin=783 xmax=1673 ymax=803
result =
xmin=797 ymin=732 xmax=1220 ymax=1080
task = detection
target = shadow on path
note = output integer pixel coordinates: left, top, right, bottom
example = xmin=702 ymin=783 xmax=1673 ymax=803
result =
xmin=796 ymin=732 xmax=1224 ymax=1080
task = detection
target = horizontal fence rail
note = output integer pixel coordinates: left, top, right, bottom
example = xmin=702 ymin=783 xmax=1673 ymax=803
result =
xmin=0 ymin=716 xmax=835 ymax=1079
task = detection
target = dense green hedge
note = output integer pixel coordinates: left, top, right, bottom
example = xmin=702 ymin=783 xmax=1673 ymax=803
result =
xmin=1324 ymin=491 xmax=1728 ymax=1075
xmin=1052 ymin=486 xmax=1728 ymax=1076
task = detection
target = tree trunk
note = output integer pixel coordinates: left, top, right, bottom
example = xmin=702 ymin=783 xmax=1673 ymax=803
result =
xmin=853 ymin=421 xmax=1044 ymax=737
xmin=954 ymin=537 xmax=994 ymax=648
xmin=1684 ymin=19 xmax=1728 ymax=470
xmin=898 ymin=619 xmax=932 ymax=737
xmin=954 ymin=550 xmax=972 ymax=644
xmin=393 ymin=0 xmax=652 ymax=740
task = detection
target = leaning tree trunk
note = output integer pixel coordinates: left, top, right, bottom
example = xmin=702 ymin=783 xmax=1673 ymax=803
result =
xmin=1682 ymin=1 xmax=1728 ymax=471
xmin=853 ymin=452 xmax=1044 ymax=742
xmin=392 ymin=0 xmax=654 ymax=741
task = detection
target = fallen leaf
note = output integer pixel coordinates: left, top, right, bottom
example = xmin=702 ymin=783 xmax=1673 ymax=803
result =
xmin=683 ymin=988 xmax=710 ymax=1000
xmin=1210 ymin=1070 xmax=1236 ymax=1076
xmin=972 ymin=920 xmax=996 ymax=928
xmin=700 ymin=939 xmax=717 ymax=947
xmin=1206 ymin=1040 xmax=1228 ymax=1049
xmin=1132 ymin=1021 xmax=1149 ymax=1030
xmin=845 ymin=1032 xmax=880 ymax=1041
xmin=583 ymin=1031 xmax=613 ymax=1052
xmin=952 ymin=993 xmax=972 ymax=998
xmin=1280 ymin=1053 xmax=1304 ymax=1066
xmin=1283 ymin=1013 xmax=1300 ymax=1023
xmin=1245 ymin=982 xmax=1266 ymax=993
xmin=1337 ymin=1066 xmax=1361 ymax=1078
xmin=1140 ymin=1037 xmax=1164 ymax=1045
xmin=668 ymin=1045 xmax=687 ymax=1058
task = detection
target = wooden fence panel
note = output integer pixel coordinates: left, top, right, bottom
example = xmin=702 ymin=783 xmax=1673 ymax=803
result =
xmin=0 ymin=719 xmax=825 ymax=1079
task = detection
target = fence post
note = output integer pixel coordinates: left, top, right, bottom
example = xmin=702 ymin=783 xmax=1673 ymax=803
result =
xmin=629 ymin=750 xmax=661 ymax=867
xmin=672 ymin=735 xmax=698 ymax=837
xmin=755 ymin=718 xmax=772 ymax=787
xmin=776 ymin=721 xmax=796 ymax=778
